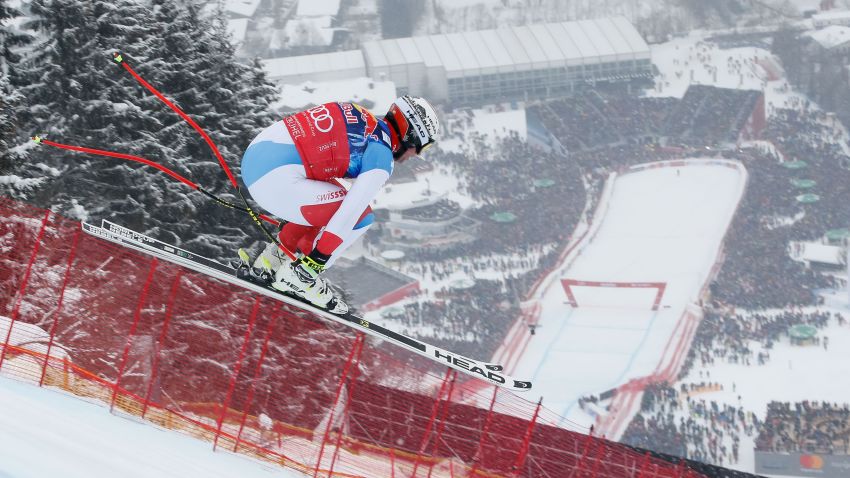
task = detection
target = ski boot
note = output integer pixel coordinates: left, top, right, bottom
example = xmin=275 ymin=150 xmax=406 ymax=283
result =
xmin=272 ymin=257 xmax=349 ymax=315
xmin=253 ymin=240 xmax=287 ymax=273
xmin=233 ymin=248 xmax=276 ymax=285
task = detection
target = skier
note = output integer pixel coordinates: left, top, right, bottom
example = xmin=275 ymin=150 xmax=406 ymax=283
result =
xmin=240 ymin=96 xmax=441 ymax=312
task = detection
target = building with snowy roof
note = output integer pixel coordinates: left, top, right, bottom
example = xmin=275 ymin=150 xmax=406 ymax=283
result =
xmin=805 ymin=25 xmax=850 ymax=52
xmin=262 ymin=50 xmax=366 ymax=85
xmin=205 ymin=0 xmax=262 ymax=19
xmin=361 ymin=16 xmax=652 ymax=105
xmin=812 ymin=9 xmax=850 ymax=28
xmin=295 ymin=0 xmax=341 ymax=17
xmin=262 ymin=16 xmax=651 ymax=107
xmin=226 ymin=18 xmax=249 ymax=45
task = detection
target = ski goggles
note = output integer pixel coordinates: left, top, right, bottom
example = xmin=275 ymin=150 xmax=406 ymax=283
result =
xmin=402 ymin=129 xmax=436 ymax=156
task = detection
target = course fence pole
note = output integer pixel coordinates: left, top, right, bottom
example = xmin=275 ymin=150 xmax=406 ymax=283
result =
xmin=313 ymin=333 xmax=365 ymax=478
xmin=469 ymin=386 xmax=499 ymax=477
xmin=214 ymin=297 xmax=261 ymax=451
xmin=571 ymin=432 xmax=591 ymax=478
xmin=511 ymin=397 xmax=542 ymax=477
xmin=426 ymin=370 xmax=457 ymax=478
xmin=110 ymin=258 xmax=158 ymax=412
xmin=327 ymin=336 xmax=365 ymax=477
xmin=233 ymin=311 xmax=278 ymax=452
xmin=411 ymin=368 xmax=453 ymax=477
xmin=637 ymin=451 xmax=651 ymax=478
xmin=141 ymin=270 xmax=182 ymax=419
xmin=40 ymin=226 xmax=81 ymax=387
xmin=590 ymin=438 xmax=605 ymax=478
xmin=0 ymin=210 xmax=50 ymax=371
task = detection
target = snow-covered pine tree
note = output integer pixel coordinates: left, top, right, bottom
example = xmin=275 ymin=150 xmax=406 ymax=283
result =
xmin=15 ymin=0 xmax=278 ymax=257
xmin=0 ymin=74 xmax=27 ymax=189
xmin=14 ymin=0 xmax=177 ymax=229
xmin=132 ymin=0 xmax=278 ymax=254
xmin=0 ymin=0 xmax=33 ymax=197
xmin=0 ymin=0 xmax=31 ymax=78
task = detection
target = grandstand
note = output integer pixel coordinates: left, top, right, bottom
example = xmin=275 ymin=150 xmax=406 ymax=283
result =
xmin=525 ymin=85 xmax=763 ymax=154
xmin=755 ymin=401 xmax=850 ymax=477
xmin=663 ymin=85 xmax=765 ymax=145
xmin=757 ymin=401 xmax=850 ymax=454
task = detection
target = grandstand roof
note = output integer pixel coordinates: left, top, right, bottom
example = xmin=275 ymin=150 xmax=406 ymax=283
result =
xmin=361 ymin=17 xmax=649 ymax=78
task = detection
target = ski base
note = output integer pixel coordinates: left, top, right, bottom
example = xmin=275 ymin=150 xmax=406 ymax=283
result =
xmin=81 ymin=220 xmax=532 ymax=392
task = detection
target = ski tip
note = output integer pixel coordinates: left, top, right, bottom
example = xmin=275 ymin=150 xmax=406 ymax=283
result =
xmin=513 ymin=380 xmax=533 ymax=391
xmin=237 ymin=248 xmax=250 ymax=264
xmin=113 ymin=52 xmax=124 ymax=64
xmin=31 ymin=135 xmax=43 ymax=144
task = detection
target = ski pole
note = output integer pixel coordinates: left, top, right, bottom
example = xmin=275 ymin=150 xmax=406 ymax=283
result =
xmin=30 ymin=135 xmax=280 ymax=221
xmin=111 ymin=52 xmax=296 ymax=261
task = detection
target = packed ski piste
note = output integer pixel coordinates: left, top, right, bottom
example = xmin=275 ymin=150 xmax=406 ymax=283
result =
xmin=34 ymin=53 xmax=533 ymax=391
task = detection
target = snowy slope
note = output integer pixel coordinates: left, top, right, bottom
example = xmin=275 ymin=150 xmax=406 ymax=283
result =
xmin=511 ymin=161 xmax=746 ymax=427
xmin=0 ymin=377 xmax=306 ymax=478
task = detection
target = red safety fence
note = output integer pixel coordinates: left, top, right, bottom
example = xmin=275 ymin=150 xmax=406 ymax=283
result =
xmin=0 ymin=197 xmax=707 ymax=478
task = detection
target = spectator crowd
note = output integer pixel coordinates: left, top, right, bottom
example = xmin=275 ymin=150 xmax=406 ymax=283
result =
xmin=757 ymin=401 xmax=850 ymax=454
xmin=363 ymin=81 xmax=850 ymax=465
xmin=621 ymin=382 xmax=757 ymax=467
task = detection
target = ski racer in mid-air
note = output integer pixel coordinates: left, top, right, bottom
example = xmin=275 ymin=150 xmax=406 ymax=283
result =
xmin=240 ymin=96 xmax=441 ymax=312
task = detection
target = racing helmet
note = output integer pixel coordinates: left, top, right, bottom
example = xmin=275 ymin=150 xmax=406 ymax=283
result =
xmin=385 ymin=95 xmax=440 ymax=157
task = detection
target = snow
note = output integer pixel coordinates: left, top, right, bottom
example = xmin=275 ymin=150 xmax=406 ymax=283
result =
xmin=295 ymin=0 xmax=341 ymax=17
xmin=812 ymin=8 xmax=850 ymax=25
xmin=0 ymin=377 xmax=305 ymax=478
xmin=646 ymin=34 xmax=817 ymax=119
xmin=509 ymin=161 xmax=746 ymax=429
xmin=283 ymin=16 xmax=336 ymax=47
xmin=221 ymin=0 xmax=262 ymax=18
xmin=677 ymin=311 xmax=850 ymax=475
xmin=374 ymin=164 xmax=477 ymax=211
xmin=263 ymin=50 xmax=366 ymax=82
xmin=0 ymin=175 xmax=46 ymax=190
xmin=227 ymin=18 xmax=250 ymax=44
xmin=439 ymin=106 xmax=527 ymax=154
xmin=647 ymin=37 xmax=769 ymax=99
xmin=805 ymin=25 xmax=850 ymax=49
xmin=273 ymin=78 xmax=395 ymax=113
xmin=799 ymin=242 xmax=845 ymax=265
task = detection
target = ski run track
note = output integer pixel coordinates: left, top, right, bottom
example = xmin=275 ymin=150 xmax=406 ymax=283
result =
xmin=486 ymin=159 xmax=747 ymax=438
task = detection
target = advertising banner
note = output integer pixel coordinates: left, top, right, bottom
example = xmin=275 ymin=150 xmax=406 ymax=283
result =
xmin=755 ymin=451 xmax=850 ymax=477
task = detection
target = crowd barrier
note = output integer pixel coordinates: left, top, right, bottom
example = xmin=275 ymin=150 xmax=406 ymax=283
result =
xmin=0 ymin=197 xmax=707 ymax=477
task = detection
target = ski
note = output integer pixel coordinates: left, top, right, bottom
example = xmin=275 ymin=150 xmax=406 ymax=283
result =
xmin=81 ymin=220 xmax=533 ymax=392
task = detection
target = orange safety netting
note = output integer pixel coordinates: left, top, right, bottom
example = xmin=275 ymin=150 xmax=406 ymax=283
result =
xmin=0 ymin=197 xmax=705 ymax=478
